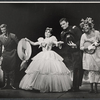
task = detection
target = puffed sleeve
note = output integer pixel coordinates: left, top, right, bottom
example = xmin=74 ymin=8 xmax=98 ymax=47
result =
xmin=37 ymin=37 xmax=44 ymax=44
xmin=95 ymin=30 xmax=100 ymax=41
xmin=51 ymin=36 xmax=57 ymax=42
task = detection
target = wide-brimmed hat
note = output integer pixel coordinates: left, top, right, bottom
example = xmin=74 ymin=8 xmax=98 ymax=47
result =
xmin=17 ymin=38 xmax=32 ymax=61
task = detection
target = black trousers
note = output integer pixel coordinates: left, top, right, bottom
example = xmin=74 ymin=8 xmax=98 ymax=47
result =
xmin=73 ymin=68 xmax=83 ymax=89
xmin=4 ymin=70 xmax=15 ymax=86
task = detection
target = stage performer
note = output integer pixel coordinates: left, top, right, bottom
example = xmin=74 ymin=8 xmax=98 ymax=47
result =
xmin=80 ymin=17 xmax=100 ymax=93
xmin=59 ymin=18 xmax=83 ymax=92
xmin=0 ymin=24 xmax=18 ymax=89
xmin=19 ymin=27 xmax=72 ymax=92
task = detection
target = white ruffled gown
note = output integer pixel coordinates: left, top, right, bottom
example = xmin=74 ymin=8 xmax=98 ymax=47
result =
xmin=19 ymin=36 xmax=72 ymax=92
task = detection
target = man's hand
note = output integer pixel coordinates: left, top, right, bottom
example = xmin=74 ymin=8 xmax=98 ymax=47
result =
xmin=67 ymin=41 xmax=77 ymax=48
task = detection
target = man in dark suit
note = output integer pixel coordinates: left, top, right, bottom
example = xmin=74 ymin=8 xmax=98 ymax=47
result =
xmin=59 ymin=18 xmax=83 ymax=92
xmin=0 ymin=24 xmax=19 ymax=89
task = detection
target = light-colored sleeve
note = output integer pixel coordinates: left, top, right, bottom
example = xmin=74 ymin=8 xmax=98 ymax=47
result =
xmin=51 ymin=36 xmax=57 ymax=42
xmin=51 ymin=36 xmax=59 ymax=47
xmin=37 ymin=37 xmax=44 ymax=44
xmin=80 ymin=34 xmax=85 ymax=50
xmin=96 ymin=30 xmax=100 ymax=41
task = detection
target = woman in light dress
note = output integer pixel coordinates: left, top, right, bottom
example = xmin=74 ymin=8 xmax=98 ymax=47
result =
xmin=80 ymin=17 xmax=100 ymax=93
xmin=19 ymin=27 xmax=72 ymax=92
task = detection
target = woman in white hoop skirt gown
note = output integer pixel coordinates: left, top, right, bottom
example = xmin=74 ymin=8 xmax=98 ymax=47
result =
xmin=19 ymin=27 xmax=72 ymax=92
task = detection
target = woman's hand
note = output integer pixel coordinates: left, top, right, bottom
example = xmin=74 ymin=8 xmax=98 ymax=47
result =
xmin=93 ymin=41 xmax=100 ymax=46
xmin=41 ymin=42 xmax=47 ymax=47
xmin=94 ymin=41 xmax=98 ymax=46
xmin=59 ymin=41 xmax=64 ymax=44
xmin=88 ymin=45 xmax=96 ymax=50
xmin=39 ymin=42 xmax=47 ymax=48
xmin=58 ymin=41 xmax=64 ymax=49
xmin=25 ymin=38 xmax=29 ymax=42
xmin=25 ymin=38 xmax=32 ymax=44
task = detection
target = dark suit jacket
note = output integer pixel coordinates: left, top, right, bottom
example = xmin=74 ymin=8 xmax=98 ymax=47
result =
xmin=0 ymin=33 xmax=19 ymax=72
xmin=61 ymin=26 xmax=83 ymax=69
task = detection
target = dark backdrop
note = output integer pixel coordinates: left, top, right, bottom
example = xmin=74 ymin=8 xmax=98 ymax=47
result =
xmin=0 ymin=3 xmax=100 ymax=39
xmin=0 ymin=3 xmax=100 ymax=86
xmin=0 ymin=3 xmax=100 ymax=54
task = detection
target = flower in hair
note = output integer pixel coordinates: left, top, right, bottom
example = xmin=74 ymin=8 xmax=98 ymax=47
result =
xmin=80 ymin=17 xmax=94 ymax=31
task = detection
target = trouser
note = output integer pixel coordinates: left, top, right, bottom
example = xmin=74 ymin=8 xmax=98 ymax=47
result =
xmin=89 ymin=71 xmax=100 ymax=83
xmin=73 ymin=68 xmax=83 ymax=89
xmin=4 ymin=70 xmax=15 ymax=86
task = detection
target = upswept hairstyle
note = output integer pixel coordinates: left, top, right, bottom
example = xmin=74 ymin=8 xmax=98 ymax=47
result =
xmin=45 ymin=27 xmax=53 ymax=33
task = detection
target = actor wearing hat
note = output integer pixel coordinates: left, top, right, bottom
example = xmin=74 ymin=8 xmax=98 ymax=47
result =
xmin=0 ymin=24 xmax=19 ymax=89
xmin=59 ymin=18 xmax=83 ymax=92
xmin=19 ymin=27 xmax=72 ymax=92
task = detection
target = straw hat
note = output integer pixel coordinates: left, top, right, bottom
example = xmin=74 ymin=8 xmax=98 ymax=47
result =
xmin=17 ymin=38 xmax=32 ymax=61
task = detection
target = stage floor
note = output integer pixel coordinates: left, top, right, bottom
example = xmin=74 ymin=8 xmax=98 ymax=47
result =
xmin=0 ymin=83 xmax=100 ymax=98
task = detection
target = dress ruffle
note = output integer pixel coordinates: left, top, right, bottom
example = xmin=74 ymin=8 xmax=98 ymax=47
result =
xmin=19 ymin=72 xmax=72 ymax=92
xmin=19 ymin=36 xmax=72 ymax=92
xmin=25 ymin=50 xmax=68 ymax=74
xmin=83 ymin=47 xmax=100 ymax=71
xmin=19 ymin=50 xmax=72 ymax=92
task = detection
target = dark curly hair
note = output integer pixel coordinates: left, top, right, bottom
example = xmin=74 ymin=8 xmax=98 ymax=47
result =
xmin=45 ymin=27 xmax=53 ymax=33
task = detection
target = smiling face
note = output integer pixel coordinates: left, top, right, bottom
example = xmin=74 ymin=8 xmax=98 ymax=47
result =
xmin=60 ymin=20 xmax=69 ymax=30
xmin=1 ymin=27 xmax=7 ymax=34
xmin=45 ymin=30 xmax=51 ymax=38
xmin=83 ymin=24 xmax=90 ymax=33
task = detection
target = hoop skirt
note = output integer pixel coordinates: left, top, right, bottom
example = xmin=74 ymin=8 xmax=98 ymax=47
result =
xmin=19 ymin=36 xmax=72 ymax=92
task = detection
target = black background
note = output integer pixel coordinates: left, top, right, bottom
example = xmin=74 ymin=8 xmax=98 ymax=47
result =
xmin=0 ymin=3 xmax=100 ymax=84
xmin=0 ymin=3 xmax=100 ymax=55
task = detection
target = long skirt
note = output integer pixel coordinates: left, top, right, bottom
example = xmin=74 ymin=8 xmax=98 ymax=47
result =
xmin=19 ymin=50 xmax=72 ymax=92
